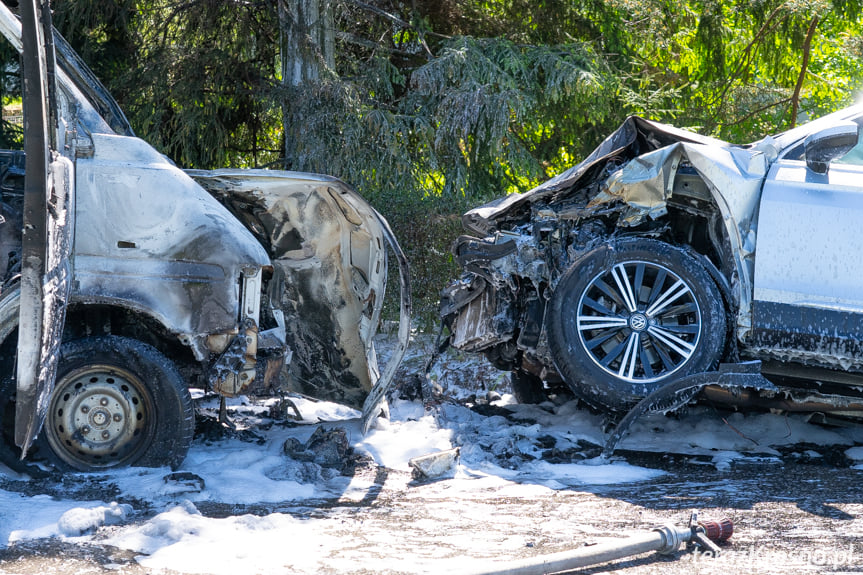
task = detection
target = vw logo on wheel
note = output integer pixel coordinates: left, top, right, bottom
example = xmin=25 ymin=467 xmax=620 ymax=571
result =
xmin=629 ymin=313 xmax=648 ymax=331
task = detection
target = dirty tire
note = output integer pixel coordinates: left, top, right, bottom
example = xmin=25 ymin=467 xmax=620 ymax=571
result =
xmin=510 ymin=370 xmax=547 ymax=404
xmin=35 ymin=336 xmax=194 ymax=471
xmin=547 ymin=238 xmax=726 ymax=411
xmin=0 ymin=374 xmax=29 ymax=473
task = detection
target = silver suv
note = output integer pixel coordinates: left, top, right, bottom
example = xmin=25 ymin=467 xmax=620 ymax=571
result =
xmin=442 ymin=102 xmax=863 ymax=413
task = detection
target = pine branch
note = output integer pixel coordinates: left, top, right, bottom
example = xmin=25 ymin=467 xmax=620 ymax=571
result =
xmin=709 ymin=3 xmax=788 ymax=126
xmin=722 ymin=96 xmax=791 ymax=127
xmin=334 ymin=30 xmax=422 ymax=58
xmin=341 ymin=0 xmax=450 ymax=57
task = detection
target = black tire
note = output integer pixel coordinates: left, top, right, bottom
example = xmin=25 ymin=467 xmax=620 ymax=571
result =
xmin=30 ymin=336 xmax=194 ymax=471
xmin=547 ymin=237 xmax=726 ymax=411
xmin=510 ymin=370 xmax=547 ymax=404
xmin=0 ymin=373 xmax=28 ymax=473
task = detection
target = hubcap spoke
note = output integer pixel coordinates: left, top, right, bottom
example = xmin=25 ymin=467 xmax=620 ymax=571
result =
xmin=655 ymin=323 xmax=699 ymax=334
xmin=647 ymin=268 xmax=668 ymax=307
xmin=649 ymin=332 xmax=678 ymax=372
xmin=584 ymin=329 xmax=623 ymax=350
xmin=656 ymin=302 xmax=698 ymax=318
xmin=617 ymin=332 xmax=641 ymax=379
xmin=577 ymin=315 xmax=629 ymax=332
xmin=646 ymin=279 xmax=691 ymax=317
xmin=647 ymin=325 xmax=696 ymax=358
xmin=600 ymin=336 xmax=630 ymax=368
xmin=581 ymin=296 xmax=620 ymax=318
xmin=639 ymin=343 xmax=655 ymax=379
xmin=611 ymin=264 xmax=638 ymax=313
xmin=593 ymin=278 xmax=627 ymax=310
xmin=633 ymin=263 xmax=645 ymax=303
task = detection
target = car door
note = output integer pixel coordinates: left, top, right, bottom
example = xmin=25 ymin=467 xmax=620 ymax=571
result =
xmin=13 ymin=0 xmax=75 ymax=456
xmin=752 ymin=115 xmax=863 ymax=359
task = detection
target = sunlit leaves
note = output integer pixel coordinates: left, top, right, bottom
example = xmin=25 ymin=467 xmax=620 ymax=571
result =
xmin=608 ymin=0 xmax=863 ymax=140
xmin=53 ymin=0 xmax=863 ymax=191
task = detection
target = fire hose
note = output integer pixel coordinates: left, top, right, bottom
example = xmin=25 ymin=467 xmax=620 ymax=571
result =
xmin=457 ymin=512 xmax=733 ymax=575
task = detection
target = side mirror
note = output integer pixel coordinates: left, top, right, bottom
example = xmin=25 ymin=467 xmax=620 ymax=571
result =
xmin=804 ymin=121 xmax=859 ymax=174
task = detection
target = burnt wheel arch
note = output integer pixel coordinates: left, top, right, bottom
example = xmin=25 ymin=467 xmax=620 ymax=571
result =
xmin=0 ymin=290 xmax=197 ymax=472
xmin=547 ymin=237 xmax=726 ymax=411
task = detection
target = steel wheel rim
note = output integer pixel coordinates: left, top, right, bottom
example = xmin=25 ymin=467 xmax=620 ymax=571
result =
xmin=45 ymin=365 xmax=154 ymax=469
xmin=575 ymin=260 xmax=702 ymax=383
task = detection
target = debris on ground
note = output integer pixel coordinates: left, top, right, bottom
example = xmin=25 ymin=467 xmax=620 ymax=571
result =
xmin=1 ymin=338 xmax=862 ymax=574
xmin=408 ymin=447 xmax=460 ymax=481
xmin=194 ymin=412 xmax=267 ymax=445
xmin=282 ymin=425 xmax=367 ymax=475
xmin=163 ymin=472 xmax=206 ymax=494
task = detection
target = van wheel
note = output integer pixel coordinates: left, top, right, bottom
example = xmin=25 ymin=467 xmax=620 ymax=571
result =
xmin=37 ymin=336 xmax=194 ymax=471
xmin=547 ymin=238 xmax=726 ymax=411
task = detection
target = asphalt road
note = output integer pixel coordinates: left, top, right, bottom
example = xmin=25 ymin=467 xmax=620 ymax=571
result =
xmin=2 ymin=332 xmax=863 ymax=574
xmin=2 ymin=444 xmax=863 ymax=574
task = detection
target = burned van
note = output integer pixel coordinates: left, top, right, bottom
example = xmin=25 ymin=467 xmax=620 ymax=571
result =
xmin=0 ymin=0 xmax=410 ymax=472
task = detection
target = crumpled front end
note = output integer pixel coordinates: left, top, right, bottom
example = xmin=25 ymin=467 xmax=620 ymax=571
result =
xmin=442 ymin=115 xmax=773 ymax=382
xmin=191 ymin=170 xmax=410 ymax=418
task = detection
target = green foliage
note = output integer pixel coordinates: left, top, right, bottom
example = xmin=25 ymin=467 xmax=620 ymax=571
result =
xmin=53 ymin=0 xmax=863 ymax=180
xmin=377 ymin=193 xmax=469 ymax=326
xmin=0 ymin=37 xmax=21 ymax=149
xmin=285 ymin=34 xmax=616 ymax=203
xmin=54 ymin=0 xmax=282 ymax=168
xmin=52 ymin=0 xmax=137 ymax=81
xmin=46 ymin=0 xmax=863 ymax=319
xmin=606 ymin=0 xmax=863 ymax=138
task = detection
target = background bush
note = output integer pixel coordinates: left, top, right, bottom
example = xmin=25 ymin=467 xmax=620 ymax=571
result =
xmin=46 ymin=0 xmax=863 ymax=326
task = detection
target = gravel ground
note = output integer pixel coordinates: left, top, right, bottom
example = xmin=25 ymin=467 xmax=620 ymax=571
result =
xmin=2 ymin=334 xmax=863 ymax=574
xmin=2 ymin=429 xmax=863 ymax=574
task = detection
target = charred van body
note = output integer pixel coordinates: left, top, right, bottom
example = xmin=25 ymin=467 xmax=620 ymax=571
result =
xmin=0 ymin=1 xmax=410 ymax=472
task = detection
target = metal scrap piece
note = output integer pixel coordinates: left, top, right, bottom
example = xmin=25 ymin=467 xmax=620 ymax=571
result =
xmin=603 ymin=361 xmax=777 ymax=456
xmin=408 ymin=447 xmax=460 ymax=481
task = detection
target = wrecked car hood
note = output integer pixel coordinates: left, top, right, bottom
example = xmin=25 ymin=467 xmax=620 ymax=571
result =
xmin=462 ymin=117 xmax=732 ymax=236
xmin=461 ymin=116 xmax=782 ymax=336
xmin=189 ymin=169 xmax=411 ymax=432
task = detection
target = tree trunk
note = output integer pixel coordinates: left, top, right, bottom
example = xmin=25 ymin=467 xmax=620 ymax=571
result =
xmin=279 ymin=0 xmax=335 ymax=168
xmin=790 ymin=16 xmax=819 ymax=129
